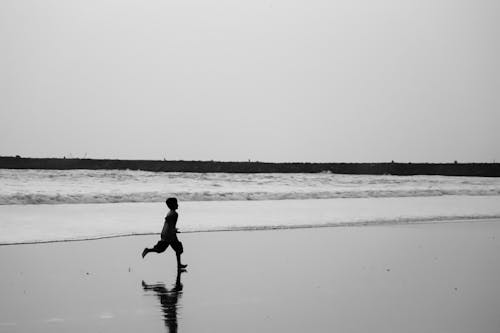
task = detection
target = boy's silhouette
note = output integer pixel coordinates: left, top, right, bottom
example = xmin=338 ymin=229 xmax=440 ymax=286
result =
xmin=142 ymin=197 xmax=187 ymax=269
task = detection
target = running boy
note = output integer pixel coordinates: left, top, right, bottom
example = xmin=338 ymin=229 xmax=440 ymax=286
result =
xmin=142 ymin=197 xmax=187 ymax=269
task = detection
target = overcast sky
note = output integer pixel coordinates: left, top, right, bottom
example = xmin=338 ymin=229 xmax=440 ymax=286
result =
xmin=1 ymin=0 xmax=499 ymax=163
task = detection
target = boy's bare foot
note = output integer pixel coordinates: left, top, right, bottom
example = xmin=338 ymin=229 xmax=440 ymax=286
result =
xmin=142 ymin=248 xmax=148 ymax=258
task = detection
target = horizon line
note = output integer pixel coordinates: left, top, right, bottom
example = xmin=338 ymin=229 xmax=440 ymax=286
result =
xmin=1 ymin=155 xmax=498 ymax=165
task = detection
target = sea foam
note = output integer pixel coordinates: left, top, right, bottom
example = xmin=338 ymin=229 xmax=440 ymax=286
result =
xmin=1 ymin=169 xmax=500 ymax=205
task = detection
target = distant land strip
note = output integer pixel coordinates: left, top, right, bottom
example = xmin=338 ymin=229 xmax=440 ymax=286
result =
xmin=1 ymin=156 xmax=499 ymax=177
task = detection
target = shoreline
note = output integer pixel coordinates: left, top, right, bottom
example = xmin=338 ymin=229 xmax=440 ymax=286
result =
xmin=2 ymin=156 xmax=499 ymax=176
xmin=2 ymin=216 xmax=500 ymax=247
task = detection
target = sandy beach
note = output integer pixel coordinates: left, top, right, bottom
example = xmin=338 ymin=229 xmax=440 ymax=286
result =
xmin=1 ymin=220 xmax=500 ymax=332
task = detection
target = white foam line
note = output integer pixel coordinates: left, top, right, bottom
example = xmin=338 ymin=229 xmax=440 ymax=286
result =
xmin=2 ymin=190 xmax=500 ymax=205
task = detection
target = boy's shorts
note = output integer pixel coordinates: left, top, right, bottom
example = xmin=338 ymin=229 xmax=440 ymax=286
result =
xmin=152 ymin=238 xmax=183 ymax=254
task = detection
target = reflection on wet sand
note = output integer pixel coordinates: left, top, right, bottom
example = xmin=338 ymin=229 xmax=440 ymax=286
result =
xmin=142 ymin=270 xmax=185 ymax=333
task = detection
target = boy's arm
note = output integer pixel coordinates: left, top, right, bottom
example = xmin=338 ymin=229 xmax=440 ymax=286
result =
xmin=174 ymin=212 xmax=180 ymax=233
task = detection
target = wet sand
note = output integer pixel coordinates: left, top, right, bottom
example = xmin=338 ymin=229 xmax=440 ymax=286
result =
xmin=1 ymin=220 xmax=500 ymax=332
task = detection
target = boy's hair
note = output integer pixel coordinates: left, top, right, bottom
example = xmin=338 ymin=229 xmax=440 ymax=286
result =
xmin=166 ymin=197 xmax=177 ymax=209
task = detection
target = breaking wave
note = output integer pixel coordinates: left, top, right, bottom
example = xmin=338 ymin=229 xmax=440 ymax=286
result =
xmin=2 ymin=188 xmax=500 ymax=205
xmin=2 ymin=169 xmax=500 ymax=205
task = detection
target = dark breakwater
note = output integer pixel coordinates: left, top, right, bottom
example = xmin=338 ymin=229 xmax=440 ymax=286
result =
xmin=1 ymin=156 xmax=499 ymax=177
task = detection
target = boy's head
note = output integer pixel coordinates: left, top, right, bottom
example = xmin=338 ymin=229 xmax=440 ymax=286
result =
xmin=166 ymin=197 xmax=178 ymax=210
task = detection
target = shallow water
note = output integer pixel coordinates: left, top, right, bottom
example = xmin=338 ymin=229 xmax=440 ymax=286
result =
xmin=1 ymin=196 xmax=500 ymax=245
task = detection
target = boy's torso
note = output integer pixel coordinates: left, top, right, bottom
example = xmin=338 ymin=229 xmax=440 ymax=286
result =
xmin=161 ymin=211 xmax=178 ymax=240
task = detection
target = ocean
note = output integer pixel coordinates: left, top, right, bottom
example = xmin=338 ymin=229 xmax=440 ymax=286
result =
xmin=1 ymin=169 xmax=500 ymax=245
